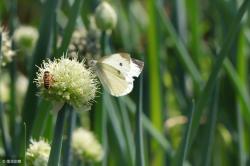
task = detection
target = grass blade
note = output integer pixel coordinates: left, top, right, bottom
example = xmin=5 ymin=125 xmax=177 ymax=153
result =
xmin=63 ymin=109 xmax=76 ymax=166
xmin=121 ymin=97 xmax=172 ymax=154
xmin=186 ymin=0 xmax=202 ymax=65
xmin=202 ymin=83 xmax=220 ymax=166
xmin=190 ymin=0 xmax=250 ymax=143
xmin=135 ymin=76 xmax=145 ymax=166
xmin=0 ymin=103 xmax=12 ymax=157
xmin=48 ymin=103 xmax=70 ymax=166
xmin=118 ymin=98 xmax=135 ymax=166
xmin=104 ymin=94 xmax=126 ymax=156
xmin=55 ymin=0 xmax=83 ymax=57
xmin=21 ymin=0 xmax=59 ymax=136
xmin=223 ymin=59 xmax=250 ymax=119
xmin=101 ymin=93 xmax=108 ymax=166
xmin=237 ymin=103 xmax=246 ymax=166
xmin=31 ymin=99 xmax=53 ymax=139
xmin=236 ymin=29 xmax=247 ymax=166
xmin=175 ymin=102 xmax=195 ymax=166
xmin=22 ymin=123 xmax=26 ymax=166
xmin=146 ymin=0 xmax=164 ymax=164
xmin=157 ymin=3 xmax=202 ymax=85
xmin=158 ymin=0 xmax=250 ymax=126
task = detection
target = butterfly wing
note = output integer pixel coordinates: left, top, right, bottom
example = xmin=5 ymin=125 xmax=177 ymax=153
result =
xmin=95 ymin=62 xmax=133 ymax=96
xmin=100 ymin=53 xmax=144 ymax=79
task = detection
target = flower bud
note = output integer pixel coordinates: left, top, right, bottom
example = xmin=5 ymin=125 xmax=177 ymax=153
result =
xmin=72 ymin=128 xmax=104 ymax=162
xmin=13 ymin=25 xmax=38 ymax=53
xmin=26 ymin=139 xmax=51 ymax=166
xmin=94 ymin=1 xmax=117 ymax=31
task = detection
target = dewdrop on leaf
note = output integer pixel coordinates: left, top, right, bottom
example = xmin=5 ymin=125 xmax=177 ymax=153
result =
xmin=26 ymin=139 xmax=51 ymax=166
xmin=34 ymin=56 xmax=98 ymax=110
xmin=72 ymin=128 xmax=104 ymax=162
xmin=94 ymin=1 xmax=117 ymax=31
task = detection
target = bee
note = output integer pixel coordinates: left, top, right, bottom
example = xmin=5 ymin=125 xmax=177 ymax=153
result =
xmin=43 ymin=71 xmax=54 ymax=89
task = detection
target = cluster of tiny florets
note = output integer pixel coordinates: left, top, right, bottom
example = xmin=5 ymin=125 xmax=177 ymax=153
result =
xmin=26 ymin=139 xmax=51 ymax=166
xmin=68 ymin=19 xmax=101 ymax=61
xmin=0 ymin=27 xmax=15 ymax=66
xmin=34 ymin=57 xmax=98 ymax=109
xmin=72 ymin=128 xmax=104 ymax=162
xmin=13 ymin=25 xmax=38 ymax=53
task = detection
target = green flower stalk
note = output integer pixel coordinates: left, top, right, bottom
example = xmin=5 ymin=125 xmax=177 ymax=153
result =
xmin=26 ymin=139 xmax=51 ymax=166
xmin=95 ymin=1 xmax=117 ymax=31
xmin=0 ymin=28 xmax=15 ymax=66
xmin=34 ymin=57 xmax=98 ymax=110
xmin=13 ymin=25 xmax=38 ymax=53
xmin=72 ymin=128 xmax=104 ymax=162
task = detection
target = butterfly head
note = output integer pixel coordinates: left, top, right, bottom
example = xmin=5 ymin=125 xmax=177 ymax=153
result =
xmin=88 ymin=60 xmax=98 ymax=67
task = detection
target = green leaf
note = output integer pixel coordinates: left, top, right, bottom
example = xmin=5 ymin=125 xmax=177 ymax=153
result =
xmin=31 ymin=99 xmax=53 ymax=139
xmin=135 ymin=76 xmax=145 ymax=166
xmin=0 ymin=102 xmax=12 ymax=157
xmin=157 ymin=3 xmax=202 ymax=85
xmin=121 ymin=97 xmax=172 ymax=154
xmin=55 ymin=0 xmax=83 ymax=58
xmin=104 ymin=94 xmax=127 ymax=157
xmin=118 ymin=99 xmax=135 ymax=166
xmin=189 ymin=0 xmax=250 ymax=144
xmin=48 ymin=104 xmax=70 ymax=166
xmin=174 ymin=102 xmax=195 ymax=166
xmin=62 ymin=109 xmax=76 ymax=166
xmin=147 ymin=0 xmax=164 ymax=164
xmin=202 ymin=83 xmax=220 ymax=166
xmin=21 ymin=0 xmax=60 ymax=138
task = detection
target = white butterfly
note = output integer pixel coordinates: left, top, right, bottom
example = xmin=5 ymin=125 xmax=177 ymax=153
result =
xmin=90 ymin=53 xmax=144 ymax=96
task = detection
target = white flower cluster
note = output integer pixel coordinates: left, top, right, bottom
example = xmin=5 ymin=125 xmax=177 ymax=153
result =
xmin=26 ymin=139 xmax=51 ymax=166
xmin=0 ymin=28 xmax=15 ymax=66
xmin=13 ymin=25 xmax=38 ymax=53
xmin=34 ymin=57 xmax=98 ymax=109
xmin=72 ymin=128 xmax=104 ymax=162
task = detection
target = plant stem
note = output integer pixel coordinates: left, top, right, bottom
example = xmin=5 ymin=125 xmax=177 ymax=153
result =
xmin=100 ymin=30 xmax=110 ymax=166
xmin=63 ymin=106 xmax=75 ymax=166
xmin=176 ymin=102 xmax=195 ymax=166
xmin=189 ymin=0 xmax=250 ymax=144
xmin=0 ymin=103 xmax=12 ymax=157
xmin=48 ymin=103 xmax=69 ymax=166
xmin=135 ymin=76 xmax=145 ymax=166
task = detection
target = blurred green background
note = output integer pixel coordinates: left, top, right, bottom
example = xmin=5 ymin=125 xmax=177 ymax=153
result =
xmin=1 ymin=0 xmax=250 ymax=165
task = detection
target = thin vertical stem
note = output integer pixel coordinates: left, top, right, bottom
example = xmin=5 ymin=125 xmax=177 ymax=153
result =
xmin=48 ymin=103 xmax=68 ymax=166
xmin=101 ymin=31 xmax=109 ymax=166
xmin=23 ymin=123 xmax=26 ymax=166
xmin=8 ymin=0 xmax=18 ymax=152
xmin=176 ymin=102 xmax=195 ymax=166
xmin=203 ymin=83 xmax=220 ymax=166
xmin=190 ymin=0 xmax=250 ymax=144
xmin=135 ymin=76 xmax=145 ymax=166
xmin=0 ymin=103 xmax=12 ymax=158
xmin=63 ymin=107 xmax=75 ymax=166
xmin=147 ymin=0 xmax=163 ymax=165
